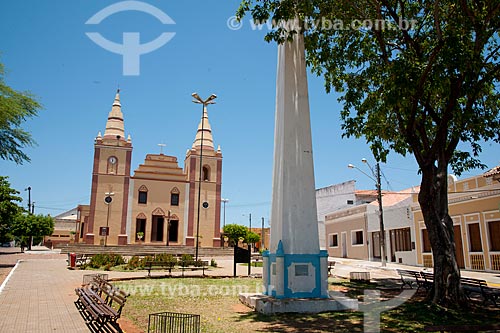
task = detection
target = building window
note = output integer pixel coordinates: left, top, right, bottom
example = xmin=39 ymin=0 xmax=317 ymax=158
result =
xmin=352 ymin=230 xmax=364 ymax=245
xmin=138 ymin=191 xmax=147 ymax=204
xmin=468 ymin=223 xmax=482 ymax=252
xmin=347 ymin=200 xmax=354 ymax=205
xmin=329 ymin=234 xmax=338 ymax=247
xmin=202 ymin=165 xmax=210 ymax=181
xmin=171 ymin=193 xmax=179 ymax=206
xmin=422 ymin=229 xmax=431 ymax=253
xmin=488 ymin=221 xmax=500 ymax=251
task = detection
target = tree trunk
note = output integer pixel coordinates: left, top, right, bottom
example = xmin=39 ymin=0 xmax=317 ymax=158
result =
xmin=418 ymin=162 xmax=466 ymax=307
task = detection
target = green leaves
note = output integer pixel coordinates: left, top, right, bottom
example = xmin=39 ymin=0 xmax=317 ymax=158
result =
xmin=0 ymin=61 xmax=41 ymax=164
xmin=238 ymin=0 xmax=500 ymax=172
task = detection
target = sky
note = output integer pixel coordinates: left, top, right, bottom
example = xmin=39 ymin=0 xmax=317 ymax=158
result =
xmin=1 ymin=0 xmax=498 ymax=228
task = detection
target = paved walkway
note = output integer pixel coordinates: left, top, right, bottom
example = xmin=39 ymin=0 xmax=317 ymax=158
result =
xmin=0 ymin=258 xmax=88 ymax=332
xmin=1 ymin=246 xmax=499 ymax=332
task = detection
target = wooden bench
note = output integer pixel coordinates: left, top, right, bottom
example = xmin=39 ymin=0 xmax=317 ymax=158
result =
xmin=416 ymin=273 xmax=499 ymax=306
xmin=179 ymin=260 xmax=209 ymax=277
xmin=397 ymin=269 xmax=426 ymax=290
xmin=75 ymin=276 xmax=129 ymax=326
xmin=145 ymin=261 xmax=176 ymax=277
xmin=460 ymin=277 xmax=500 ymax=305
xmin=419 ymin=271 xmax=434 ymax=292
xmin=328 ymin=261 xmax=336 ymax=276
xmin=146 ymin=260 xmax=209 ymax=277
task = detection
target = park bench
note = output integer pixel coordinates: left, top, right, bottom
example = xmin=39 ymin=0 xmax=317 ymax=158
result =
xmin=460 ymin=277 xmax=500 ymax=306
xmin=75 ymin=275 xmax=129 ymax=326
xmin=415 ymin=272 xmax=499 ymax=306
xmin=397 ymin=269 xmax=426 ymax=290
xmin=328 ymin=261 xmax=336 ymax=276
xmin=146 ymin=260 xmax=209 ymax=277
xmin=145 ymin=261 xmax=176 ymax=277
xmin=179 ymin=260 xmax=209 ymax=277
xmin=420 ymin=271 xmax=434 ymax=292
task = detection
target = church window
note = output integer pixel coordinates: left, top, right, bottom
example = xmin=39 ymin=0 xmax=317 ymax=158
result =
xmin=170 ymin=187 xmax=180 ymax=206
xmin=138 ymin=185 xmax=148 ymax=204
xmin=171 ymin=193 xmax=179 ymax=206
xmin=202 ymin=165 xmax=210 ymax=181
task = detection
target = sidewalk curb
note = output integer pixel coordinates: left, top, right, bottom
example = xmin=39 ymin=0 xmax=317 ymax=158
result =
xmin=0 ymin=260 xmax=21 ymax=294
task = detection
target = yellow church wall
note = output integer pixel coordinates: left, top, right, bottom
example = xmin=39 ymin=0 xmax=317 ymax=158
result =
xmin=129 ymin=178 xmax=187 ymax=245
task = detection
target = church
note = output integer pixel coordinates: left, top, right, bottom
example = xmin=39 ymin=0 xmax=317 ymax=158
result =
xmin=75 ymin=90 xmax=223 ymax=247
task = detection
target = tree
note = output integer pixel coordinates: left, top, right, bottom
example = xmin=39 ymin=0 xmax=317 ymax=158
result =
xmin=245 ymin=231 xmax=261 ymax=245
xmin=0 ymin=61 xmax=41 ymax=164
xmin=11 ymin=213 xmax=54 ymax=250
xmin=0 ymin=176 xmax=23 ymax=243
xmin=237 ymin=1 xmax=500 ymax=306
xmin=223 ymin=224 xmax=248 ymax=246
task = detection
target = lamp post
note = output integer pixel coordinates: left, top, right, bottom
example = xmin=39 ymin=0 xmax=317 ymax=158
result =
xmin=221 ymin=198 xmax=229 ymax=229
xmin=25 ymin=186 xmax=32 ymax=214
xmin=104 ymin=192 xmax=114 ymax=247
xmin=348 ymin=159 xmax=387 ymax=267
xmin=261 ymin=217 xmax=265 ymax=250
xmin=192 ymin=92 xmax=217 ymax=261
xmin=166 ymin=210 xmax=171 ymax=246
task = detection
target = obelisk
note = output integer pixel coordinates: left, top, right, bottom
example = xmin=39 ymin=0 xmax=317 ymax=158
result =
xmin=262 ymin=21 xmax=329 ymax=300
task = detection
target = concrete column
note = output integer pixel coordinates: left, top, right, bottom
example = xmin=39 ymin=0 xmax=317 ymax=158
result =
xmin=262 ymin=251 xmax=270 ymax=295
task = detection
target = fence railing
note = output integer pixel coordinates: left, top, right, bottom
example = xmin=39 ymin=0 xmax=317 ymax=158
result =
xmin=148 ymin=312 xmax=200 ymax=333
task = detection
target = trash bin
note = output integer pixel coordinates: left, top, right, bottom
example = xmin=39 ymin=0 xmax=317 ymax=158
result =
xmin=70 ymin=253 xmax=76 ymax=268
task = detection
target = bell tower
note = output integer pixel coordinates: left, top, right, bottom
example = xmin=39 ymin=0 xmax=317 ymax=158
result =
xmin=86 ymin=90 xmax=133 ymax=245
xmin=184 ymin=106 xmax=223 ymax=247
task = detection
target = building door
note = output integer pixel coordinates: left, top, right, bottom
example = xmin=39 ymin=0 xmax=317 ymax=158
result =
xmin=136 ymin=218 xmax=146 ymax=241
xmin=151 ymin=216 xmax=164 ymax=242
xmin=168 ymin=220 xmax=179 ymax=243
xmin=454 ymin=225 xmax=465 ymax=269
xmin=341 ymin=232 xmax=347 ymax=258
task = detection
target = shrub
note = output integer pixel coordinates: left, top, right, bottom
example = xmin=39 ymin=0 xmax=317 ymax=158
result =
xmin=126 ymin=256 xmax=141 ymax=270
xmin=179 ymin=254 xmax=194 ymax=267
xmin=139 ymin=255 xmax=154 ymax=268
xmin=89 ymin=253 xmax=125 ymax=269
xmin=155 ymin=254 xmax=177 ymax=268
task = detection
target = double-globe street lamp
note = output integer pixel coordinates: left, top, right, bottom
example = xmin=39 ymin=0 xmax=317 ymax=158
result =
xmin=348 ymin=158 xmax=387 ymax=267
xmin=192 ymin=92 xmax=217 ymax=261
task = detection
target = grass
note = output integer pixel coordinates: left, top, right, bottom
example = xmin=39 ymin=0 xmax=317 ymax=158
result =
xmin=115 ymin=277 xmax=500 ymax=333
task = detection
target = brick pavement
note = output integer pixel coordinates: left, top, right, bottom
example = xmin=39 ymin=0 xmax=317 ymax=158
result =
xmin=1 ymin=246 xmax=499 ymax=332
xmin=0 ymin=258 xmax=89 ymax=332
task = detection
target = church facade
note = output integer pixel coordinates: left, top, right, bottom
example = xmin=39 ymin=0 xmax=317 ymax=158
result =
xmin=76 ymin=91 xmax=223 ymax=247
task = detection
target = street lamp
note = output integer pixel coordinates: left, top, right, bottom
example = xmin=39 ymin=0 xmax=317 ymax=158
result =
xmin=166 ymin=210 xmax=171 ymax=246
xmin=348 ymin=159 xmax=387 ymax=267
xmin=192 ymin=92 xmax=217 ymax=261
xmin=24 ymin=186 xmax=32 ymax=214
xmin=104 ymin=192 xmax=114 ymax=247
xmin=221 ymin=198 xmax=229 ymax=229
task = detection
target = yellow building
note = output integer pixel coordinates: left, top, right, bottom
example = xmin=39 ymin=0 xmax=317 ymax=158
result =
xmin=78 ymin=91 xmax=223 ymax=247
xmin=412 ymin=169 xmax=500 ymax=271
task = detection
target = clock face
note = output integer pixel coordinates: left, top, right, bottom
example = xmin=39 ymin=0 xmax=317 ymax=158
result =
xmin=109 ymin=157 xmax=117 ymax=164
